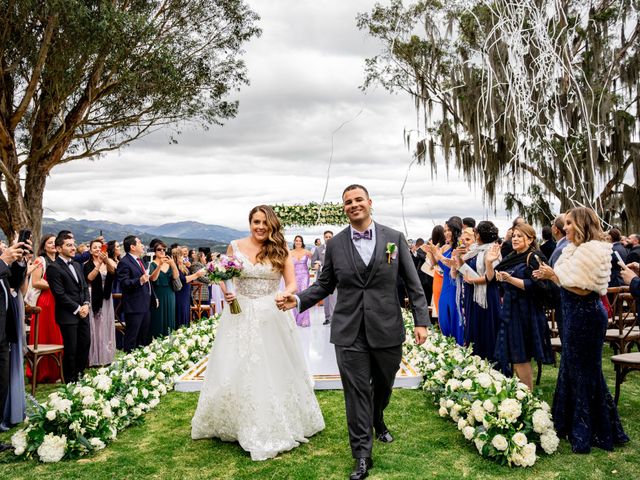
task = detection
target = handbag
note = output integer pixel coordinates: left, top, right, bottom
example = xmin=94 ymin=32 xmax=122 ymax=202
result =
xmin=171 ymin=276 xmax=183 ymax=292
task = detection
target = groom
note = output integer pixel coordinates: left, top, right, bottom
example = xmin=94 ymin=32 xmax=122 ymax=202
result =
xmin=277 ymin=184 xmax=431 ymax=480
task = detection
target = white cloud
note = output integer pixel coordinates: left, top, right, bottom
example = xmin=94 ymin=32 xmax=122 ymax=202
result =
xmin=44 ymin=0 xmax=520 ymax=240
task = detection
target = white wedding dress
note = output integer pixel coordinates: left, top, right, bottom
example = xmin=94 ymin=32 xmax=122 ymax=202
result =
xmin=191 ymin=241 xmax=325 ymax=460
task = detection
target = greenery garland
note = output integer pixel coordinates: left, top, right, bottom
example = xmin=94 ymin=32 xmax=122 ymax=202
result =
xmin=272 ymin=202 xmax=347 ymax=227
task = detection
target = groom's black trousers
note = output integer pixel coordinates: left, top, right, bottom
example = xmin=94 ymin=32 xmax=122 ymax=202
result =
xmin=335 ymin=325 xmax=402 ymax=458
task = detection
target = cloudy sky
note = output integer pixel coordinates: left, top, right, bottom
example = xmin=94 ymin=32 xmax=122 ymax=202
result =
xmin=43 ymin=0 xmax=514 ymax=240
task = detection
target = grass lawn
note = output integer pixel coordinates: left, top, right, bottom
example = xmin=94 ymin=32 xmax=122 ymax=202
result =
xmin=0 ymin=346 xmax=637 ymax=480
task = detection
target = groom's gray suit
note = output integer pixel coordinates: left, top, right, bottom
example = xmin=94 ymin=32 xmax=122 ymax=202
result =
xmin=298 ymin=222 xmax=431 ymax=458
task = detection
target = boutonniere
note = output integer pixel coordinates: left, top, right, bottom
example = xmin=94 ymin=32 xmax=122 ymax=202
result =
xmin=386 ymin=242 xmax=397 ymax=264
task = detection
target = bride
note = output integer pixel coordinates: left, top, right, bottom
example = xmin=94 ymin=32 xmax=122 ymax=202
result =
xmin=191 ymin=205 xmax=325 ymax=460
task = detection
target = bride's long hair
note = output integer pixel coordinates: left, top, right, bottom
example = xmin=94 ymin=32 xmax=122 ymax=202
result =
xmin=249 ymin=205 xmax=289 ymax=272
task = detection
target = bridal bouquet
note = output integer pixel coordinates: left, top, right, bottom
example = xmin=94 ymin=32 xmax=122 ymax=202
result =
xmin=206 ymin=255 xmax=244 ymax=314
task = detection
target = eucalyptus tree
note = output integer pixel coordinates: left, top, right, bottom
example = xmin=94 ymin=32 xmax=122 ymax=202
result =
xmin=0 ymin=0 xmax=260 ymax=240
xmin=358 ymin=0 xmax=640 ymax=229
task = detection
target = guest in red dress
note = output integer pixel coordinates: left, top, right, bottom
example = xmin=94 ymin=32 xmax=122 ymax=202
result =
xmin=26 ymin=234 xmax=63 ymax=383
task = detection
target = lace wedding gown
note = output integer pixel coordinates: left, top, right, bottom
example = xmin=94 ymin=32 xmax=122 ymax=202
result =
xmin=191 ymin=241 xmax=325 ymax=460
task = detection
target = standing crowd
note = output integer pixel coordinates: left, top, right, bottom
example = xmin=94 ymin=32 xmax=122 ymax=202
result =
xmin=0 ymin=207 xmax=639 ymax=456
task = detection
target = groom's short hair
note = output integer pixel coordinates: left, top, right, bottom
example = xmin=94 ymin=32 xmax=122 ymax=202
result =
xmin=342 ymin=184 xmax=369 ymax=198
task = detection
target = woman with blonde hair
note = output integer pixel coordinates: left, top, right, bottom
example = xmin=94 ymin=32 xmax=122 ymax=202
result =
xmin=172 ymin=247 xmax=206 ymax=328
xmin=487 ymin=222 xmax=553 ymax=389
xmin=191 ymin=205 xmax=324 ymax=460
xmin=534 ymin=207 xmax=628 ymax=453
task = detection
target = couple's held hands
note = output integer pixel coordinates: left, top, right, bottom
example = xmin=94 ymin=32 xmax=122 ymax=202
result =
xmin=275 ymin=292 xmax=296 ymax=311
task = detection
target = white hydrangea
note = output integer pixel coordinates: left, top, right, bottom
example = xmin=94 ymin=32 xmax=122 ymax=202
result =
xmin=79 ymin=386 xmax=95 ymax=397
xmin=89 ymin=438 xmax=106 ymax=450
xmin=82 ymin=409 xmax=98 ymax=418
xmin=471 ymin=401 xmax=486 ymax=422
xmin=498 ymin=398 xmax=522 ymax=423
xmin=45 ymin=410 xmax=56 ymax=421
xmin=445 ymin=399 xmax=455 ymax=409
xmin=124 ymin=394 xmax=135 ymax=406
xmin=93 ymin=375 xmax=112 ymax=392
xmin=494 ymin=381 xmax=503 ymax=394
xmin=149 ymin=398 xmax=160 ymax=409
xmin=11 ymin=430 xmax=28 ymax=456
xmin=463 ymin=426 xmax=475 ymax=440
xmin=482 ymin=399 xmax=495 ymax=413
xmin=156 ymin=372 xmax=166 ymax=381
xmin=457 ymin=418 xmax=467 ymax=431
xmin=512 ymin=432 xmax=528 ymax=447
xmin=50 ymin=397 xmax=72 ymax=414
xmin=438 ymin=406 xmax=448 ymax=417
xmin=434 ymin=369 xmax=447 ymax=382
xmin=102 ymin=405 xmax=113 ymax=419
xmin=453 ymin=350 xmax=465 ymax=363
xmin=540 ymin=431 xmax=560 ymax=454
xmin=521 ymin=443 xmax=537 ymax=467
xmin=132 ymin=387 xmax=139 ymax=398
xmin=37 ymin=433 xmax=67 ymax=463
xmin=141 ymin=388 xmax=149 ymax=399
xmin=82 ymin=395 xmax=95 ymax=406
xmin=110 ymin=398 xmax=120 ymax=408
xmin=476 ymin=373 xmax=492 ymax=388
xmin=132 ymin=407 xmax=142 ymax=417
xmin=516 ymin=389 xmax=527 ymax=401
xmin=539 ymin=401 xmax=551 ymax=412
xmin=532 ymin=409 xmax=553 ymax=433
xmin=136 ymin=367 xmax=151 ymax=381
xmin=462 ymin=379 xmax=473 ymax=390
xmin=491 ymin=434 xmax=508 ymax=451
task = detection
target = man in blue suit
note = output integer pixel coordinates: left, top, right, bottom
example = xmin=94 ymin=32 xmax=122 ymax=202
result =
xmin=117 ymin=236 xmax=154 ymax=352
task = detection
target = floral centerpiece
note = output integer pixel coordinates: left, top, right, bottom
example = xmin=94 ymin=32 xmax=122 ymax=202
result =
xmin=206 ymin=255 xmax=244 ymax=314
xmin=403 ymin=311 xmax=559 ymax=467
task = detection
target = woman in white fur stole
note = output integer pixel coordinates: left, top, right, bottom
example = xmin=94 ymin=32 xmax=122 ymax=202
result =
xmin=534 ymin=207 xmax=629 ymax=453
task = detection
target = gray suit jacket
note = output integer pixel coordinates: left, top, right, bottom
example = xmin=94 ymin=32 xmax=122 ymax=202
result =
xmin=298 ymin=223 xmax=431 ymax=348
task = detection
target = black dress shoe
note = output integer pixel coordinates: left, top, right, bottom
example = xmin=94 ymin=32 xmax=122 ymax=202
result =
xmin=323 ymin=319 xmax=331 ymax=325
xmin=376 ymin=429 xmax=394 ymax=443
xmin=0 ymin=443 xmax=14 ymax=453
xmin=349 ymin=457 xmax=373 ymax=480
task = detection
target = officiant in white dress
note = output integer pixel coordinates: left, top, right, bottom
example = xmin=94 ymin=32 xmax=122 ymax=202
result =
xmin=191 ymin=205 xmax=325 ymax=461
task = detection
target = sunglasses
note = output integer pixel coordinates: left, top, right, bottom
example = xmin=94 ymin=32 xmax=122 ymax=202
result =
xmin=155 ymin=247 xmax=166 ymax=252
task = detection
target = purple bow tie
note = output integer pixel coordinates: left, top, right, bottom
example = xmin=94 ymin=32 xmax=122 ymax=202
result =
xmin=352 ymin=229 xmax=372 ymax=241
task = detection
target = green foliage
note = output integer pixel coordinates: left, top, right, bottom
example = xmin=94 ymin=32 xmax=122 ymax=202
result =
xmin=358 ymin=0 xmax=640 ymax=230
xmin=272 ymin=203 xmax=348 ymax=227
xmin=0 ymin=0 xmax=261 ymax=238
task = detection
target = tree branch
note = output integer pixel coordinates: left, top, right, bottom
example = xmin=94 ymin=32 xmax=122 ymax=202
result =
xmin=9 ymin=13 xmax=58 ymax=130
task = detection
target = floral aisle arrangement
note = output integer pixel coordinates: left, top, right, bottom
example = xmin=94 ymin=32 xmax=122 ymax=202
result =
xmin=206 ymin=255 xmax=244 ymax=314
xmin=11 ymin=316 xmax=220 ymax=462
xmin=403 ymin=312 xmax=559 ymax=467
xmin=271 ymin=202 xmax=347 ymax=227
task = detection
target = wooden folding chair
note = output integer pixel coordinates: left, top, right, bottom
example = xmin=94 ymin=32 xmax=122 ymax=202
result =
xmin=24 ymin=305 xmax=64 ymax=395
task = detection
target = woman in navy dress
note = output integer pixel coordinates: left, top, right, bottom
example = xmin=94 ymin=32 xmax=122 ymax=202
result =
xmin=426 ymin=217 xmax=464 ymax=345
xmin=534 ymin=207 xmax=628 ymax=453
xmin=458 ymin=221 xmax=501 ymax=362
xmin=171 ymin=247 xmax=206 ymax=328
xmin=489 ymin=223 xmax=553 ymax=390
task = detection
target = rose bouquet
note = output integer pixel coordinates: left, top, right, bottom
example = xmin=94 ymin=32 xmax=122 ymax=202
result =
xmin=206 ymin=255 xmax=244 ymax=314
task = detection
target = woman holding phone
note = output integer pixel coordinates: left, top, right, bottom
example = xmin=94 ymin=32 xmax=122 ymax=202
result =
xmin=149 ymin=241 xmax=178 ymax=337
xmin=172 ymin=247 xmax=206 ymax=328
xmin=84 ymin=239 xmax=117 ymax=366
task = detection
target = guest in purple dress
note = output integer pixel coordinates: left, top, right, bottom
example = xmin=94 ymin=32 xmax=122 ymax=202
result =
xmin=291 ymin=236 xmax=312 ymax=327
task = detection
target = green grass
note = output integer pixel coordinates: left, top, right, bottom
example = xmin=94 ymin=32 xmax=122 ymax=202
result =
xmin=0 ymin=347 xmax=637 ymax=480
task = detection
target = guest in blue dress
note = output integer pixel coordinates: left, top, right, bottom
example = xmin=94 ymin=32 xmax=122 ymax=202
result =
xmin=171 ymin=247 xmax=206 ymax=328
xmin=534 ymin=207 xmax=628 ymax=453
xmin=459 ymin=221 xmax=501 ymax=362
xmin=490 ymin=223 xmax=553 ymax=390
xmin=427 ymin=217 xmax=464 ymax=345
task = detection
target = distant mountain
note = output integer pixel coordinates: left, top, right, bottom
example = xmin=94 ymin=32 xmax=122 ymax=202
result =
xmin=137 ymin=221 xmax=245 ymax=244
xmin=33 ymin=218 xmax=247 ymax=252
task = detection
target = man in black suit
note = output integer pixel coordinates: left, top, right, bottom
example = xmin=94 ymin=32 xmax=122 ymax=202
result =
xmin=116 ymin=236 xmax=153 ymax=352
xmin=0 ymin=240 xmax=27 ymax=451
xmin=47 ymin=234 xmax=91 ymax=383
xmin=279 ymin=184 xmax=431 ymax=480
